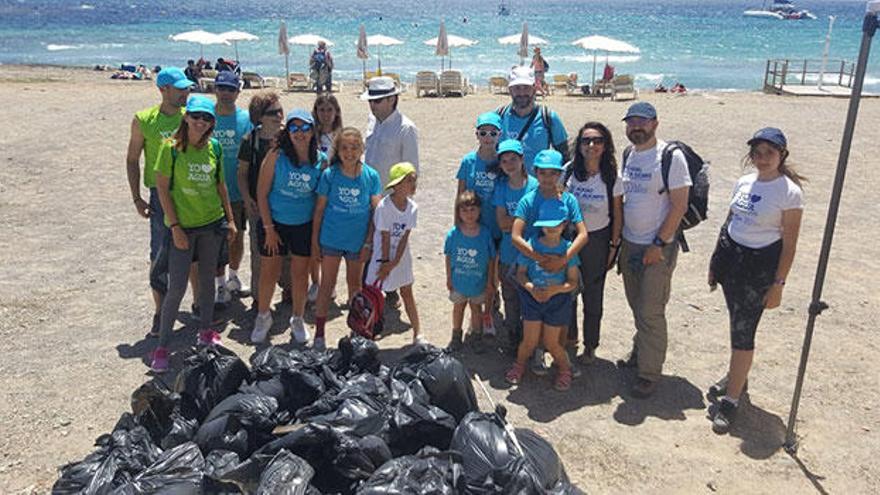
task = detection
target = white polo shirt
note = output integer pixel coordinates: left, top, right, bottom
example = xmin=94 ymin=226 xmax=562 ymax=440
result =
xmin=364 ymin=109 xmax=420 ymax=186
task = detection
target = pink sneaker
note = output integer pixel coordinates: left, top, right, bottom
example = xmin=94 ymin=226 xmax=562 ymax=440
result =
xmin=505 ymin=362 xmax=526 ymax=385
xmin=150 ymin=347 xmax=169 ymax=373
xmin=198 ymin=329 xmax=223 ymax=347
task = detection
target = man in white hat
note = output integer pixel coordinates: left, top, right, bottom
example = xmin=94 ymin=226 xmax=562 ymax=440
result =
xmin=496 ymin=66 xmax=568 ymax=174
xmin=362 ymin=76 xmax=420 ymax=187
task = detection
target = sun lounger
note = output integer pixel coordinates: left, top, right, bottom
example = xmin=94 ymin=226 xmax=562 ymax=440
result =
xmin=489 ymin=76 xmax=508 ymax=94
xmin=440 ymin=70 xmax=469 ymax=97
xmin=242 ymin=71 xmax=266 ymax=89
xmin=287 ymin=72 xmax=311 ymax=92
xmin=611 ymin=74 xmax=638 ymax=101
xmin=415 ymin=71 xmax=439 ymax=97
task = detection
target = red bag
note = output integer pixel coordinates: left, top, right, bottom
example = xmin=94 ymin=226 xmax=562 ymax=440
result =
xmin=347 ymin=282 xmax=385 ymax=340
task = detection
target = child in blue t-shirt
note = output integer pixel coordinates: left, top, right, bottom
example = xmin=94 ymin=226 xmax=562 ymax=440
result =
xmin=444 ymin=190 xmax=496 ymax=351
xmin=311 ymin=127 xmax=382 ymax=351
xmin=506 ymin=199 xmax=580 ymax=391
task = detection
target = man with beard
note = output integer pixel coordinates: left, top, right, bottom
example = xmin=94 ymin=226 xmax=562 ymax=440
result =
xmin=497 ymin=66 xmax=568 ymax=174
xmin=126 ymin=67 xmax=194 ymax=337
xmin=617 ymin=102 xmax=691 ymax=399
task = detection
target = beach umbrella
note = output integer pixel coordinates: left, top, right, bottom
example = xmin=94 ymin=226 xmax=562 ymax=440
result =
xmin=169 ymin=30 xmax=230 ymax=59
xmin=498 ymin=23 xmax=547 ymax=64
xmin=357 ymin=34 xmax=403 ymax=75
xmin=424 ymin=22 xmax=477 ymax=71
xmin=288 ymin=34 xmax=334 ymax=47
xmin=278 ymin=21 xmax=289 ymax=86
xmin=571 ymin=35 xmax=640 ymax=84
xmin=356 ymin=24 xmax=369 ymax=80
xmin=784 ymin=2 xmax=880 ymax=453
xmin=219 ymin=30 xmax=258 ymax=62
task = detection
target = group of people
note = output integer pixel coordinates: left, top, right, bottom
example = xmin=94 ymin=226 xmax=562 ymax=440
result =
xmin=126 ymin=64 xmax=804 ymax=434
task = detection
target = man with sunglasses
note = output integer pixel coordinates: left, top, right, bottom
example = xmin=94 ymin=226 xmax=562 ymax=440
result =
xmin=617 ymin=102 xmax=691 ymax=399
xmin=126 ymin=67 xmax=194 ymax=338
xmin=211 ymin=71 xmax=254 ymax=308
xmin=497 ymin=66 xmax=569 ymax=174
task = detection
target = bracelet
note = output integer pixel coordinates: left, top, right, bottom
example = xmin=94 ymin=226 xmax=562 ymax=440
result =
xmin=773 ymin=278 xmax=786 ymax=286
xmin=264 ymin=223 xmax=275 ymax=230
xmin=610 ymin=240 xmax=621 ymax=247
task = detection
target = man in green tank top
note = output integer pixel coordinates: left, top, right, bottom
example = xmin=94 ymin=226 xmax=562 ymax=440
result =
xmin=125 ymin=67 xmax=194 ymax=336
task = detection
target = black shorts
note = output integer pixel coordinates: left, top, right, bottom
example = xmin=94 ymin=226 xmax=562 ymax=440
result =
xmin=257 ymin=219 xmax=312 ymax=258
xmin=710 ymin=227 xmax=781 ymax=351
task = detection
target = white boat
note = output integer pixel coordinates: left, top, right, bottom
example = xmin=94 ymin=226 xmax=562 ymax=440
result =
xmin=744 ymin=0 xmax=816 ymax=20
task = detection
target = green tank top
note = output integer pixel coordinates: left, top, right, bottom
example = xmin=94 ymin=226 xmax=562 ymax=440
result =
xmin=135 ymin=104 xmax=184 ymax=188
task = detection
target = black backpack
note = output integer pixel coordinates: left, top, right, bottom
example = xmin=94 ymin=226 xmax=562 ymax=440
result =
xmin=495 ymin=104 xmax=568 ymax=161
xmin=622 ymin=141 xmax=709 ymax=252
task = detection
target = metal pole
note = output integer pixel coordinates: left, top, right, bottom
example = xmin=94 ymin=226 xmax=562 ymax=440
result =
xmin=818 ymin=16 xmax=836 ymax=90
xmin=784 ymin=4 xmax=878 ymax=453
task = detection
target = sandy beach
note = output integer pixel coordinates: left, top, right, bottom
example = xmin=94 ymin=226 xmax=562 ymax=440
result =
xmin=0 ymin=64 xmax=878 ymax=493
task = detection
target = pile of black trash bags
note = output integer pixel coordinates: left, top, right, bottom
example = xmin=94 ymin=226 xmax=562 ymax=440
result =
xmin=53 ymin=337 xmax=581 ymax=494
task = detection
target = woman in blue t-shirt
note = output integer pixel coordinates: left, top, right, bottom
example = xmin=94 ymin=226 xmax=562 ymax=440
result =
xmin=311 ymin=127 xmax=382 ymax=351
xmin=252 ymin=109 xmax=326 ymax=345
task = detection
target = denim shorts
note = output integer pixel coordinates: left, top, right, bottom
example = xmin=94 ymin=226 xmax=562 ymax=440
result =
xmin=519 ymin=287 xmax=572 ymax=327
xmin=321 ymin=245 xmax=361 ymax=261
xmin=149 ymin=188 xmax=169 ymax=262
xmin=449 ymin=290 xmax=486 ymax=305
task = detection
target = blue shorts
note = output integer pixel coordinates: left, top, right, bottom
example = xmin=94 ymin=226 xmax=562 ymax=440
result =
xmin=321 ymin=245 xmax=361 ymax=261
xmin=518 ymin=287 xmax=572 ymax=327
xmin=149 ymin=188 xmax=169 ymax=262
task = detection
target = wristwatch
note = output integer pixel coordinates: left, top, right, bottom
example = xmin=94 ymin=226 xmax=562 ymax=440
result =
xmin=652 ymin=235 xmax=668 ymax=248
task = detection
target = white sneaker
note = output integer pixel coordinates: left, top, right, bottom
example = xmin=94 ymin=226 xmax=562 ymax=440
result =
xmin=313 ymin=336 xmax=326 ymax=352
xmin=226 ymin=274 xmax=242 ymax=292
xmin=250 ymin=312 xmax=272 ymax=343
xmin=290 ymin=316 xmax=310 ymax=344
xmin=307 ymin=283 xmax=319 ymax=303
xmin=215 ymin=285 xmax=232 ymax=305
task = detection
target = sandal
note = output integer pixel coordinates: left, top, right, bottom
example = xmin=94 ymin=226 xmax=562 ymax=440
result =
xmin=554 ymin=369 xmax=573 ymax=391
xmin=505 ymin=362 xmax=526 ymax=385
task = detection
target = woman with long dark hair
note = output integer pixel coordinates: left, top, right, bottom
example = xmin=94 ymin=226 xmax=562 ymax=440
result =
xmin=707 ymin=127 xmax=804 ymax=434
xmin=562 ymin=122 xmax=623 ymax=363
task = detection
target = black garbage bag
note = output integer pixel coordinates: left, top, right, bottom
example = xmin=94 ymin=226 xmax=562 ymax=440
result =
xmin=240 ymin=375 xmax=286 ymax=408
xmin=203 ymin=450 xmax=242 ymax=494
xmin=110 ymin=442 xmax=205 ymax=494
xmin=258 ymin=423 xmax=391 ymax=494
xmin=356 ymin=447 xmax=464 ymax=495
xmin=296 ymin=374 xmax=391 ymax=438
xmin=161 ymin=411 xmax=199 ymax=450
xmin=130 ymin=379 xmax=198 ymax=450
xmin=391 ymin=344 xmax=478 ymax=423
xmin=255 ymin=449 xmax=316 ymax=495
xmin=329 ymin=336 xmax=381 ymax=376
xmin=174 ymin=346 xmax=250 ymax=422
xmin=249 ymin=346 xmax=299 ymax=376
xmin=449 ymin=410 xmax=580 ymax=494
xmin=53 ymin=414 xmax=162 ymax=494
xmin=280 ymin=368 xmax=326 ymax=413
xmin=388 ymin=380 xmax=456 ymax=456
xmin=194 ymin=393 xmax=280 ymax=457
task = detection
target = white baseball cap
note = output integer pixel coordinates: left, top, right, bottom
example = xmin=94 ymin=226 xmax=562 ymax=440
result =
xmin=508 ymin=66 xmax=535 ymax=87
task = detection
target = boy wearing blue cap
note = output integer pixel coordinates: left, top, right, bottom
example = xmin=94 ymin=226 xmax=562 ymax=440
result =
xmin=150 ymin=95 xmax=237 ymax=372
xmin=457 ymin=112 xmax=504 ymax=336
xmin=506 ymin=199 xmax=580 ymax=391
xmin=126 ymin=67 xmax=194 ymax=338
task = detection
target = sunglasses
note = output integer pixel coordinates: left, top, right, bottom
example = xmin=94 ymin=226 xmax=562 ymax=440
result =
xmin=188 ymin=112 xmax=215 ymax=123
xmin=579 ymin=136 xmax=606 ymax=145
xmin=477 ymin=130 xmax=500 ymax=138
xmin=262 ymin=107 xmax=283 ymax=117
xmin=287 ymin=122 xmax=313 ymax=133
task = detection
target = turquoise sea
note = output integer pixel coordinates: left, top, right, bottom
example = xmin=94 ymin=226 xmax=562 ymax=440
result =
xmin=1 ymin=0 xmax=878 ymax=91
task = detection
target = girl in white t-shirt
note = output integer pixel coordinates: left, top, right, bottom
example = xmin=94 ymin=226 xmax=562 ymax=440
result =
xmin=707 ymin=127 xmax=805 ymax=434
xmin=561 ymin=122 xmax=624 ymax=364
xmin=365 ymin=162 xmax=421 ymax=344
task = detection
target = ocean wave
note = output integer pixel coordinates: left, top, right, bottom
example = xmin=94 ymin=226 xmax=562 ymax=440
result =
xmin=636 ymin=73 xmax=664 ymax=83
xmin=80 ymin=4 xmax=95 ymax=9
xmin=863 ymin=76 xmax=880 ymax=86
xmin=550 ymin=54 xmax=641 ymax=64
xmin=47 ymin=44 xmax=83 ymax=51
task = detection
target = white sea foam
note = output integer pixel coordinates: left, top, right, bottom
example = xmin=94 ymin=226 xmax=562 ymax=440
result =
xmin=551 ymin=54 xmax=641 ymax=64
xmin=80 ymin=4 xmax=95 ymax=9
xmin=863 ymin=76 xmax=880 ymax=86
xmin=47 ymin=44 xmax=82 ymax=51
xmin=636 ymin=73 xmax=664 ymax=83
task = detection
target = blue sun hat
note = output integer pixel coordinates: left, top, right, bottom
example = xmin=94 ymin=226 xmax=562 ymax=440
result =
xmin=533 ymin=199 xmax=568 ymax=228
xmin=747 ymin=127 xmax=787 ymax=148
xmin=622 ymin=101 xmax=657 ymax=121
xmin=476 ymin=112 xmax=502 ymax=130
xmin=285 ymin=108 xmax=314 ymax=126
xmin=185 ymin=95 xmax=215 ymax=117
xmin=156 ymin=67 xmax=194 ymax=89
xmin=497 ymin=139 xmax=524 ymax=156
xmin=533 ymin=149 xmax=564 ymax=171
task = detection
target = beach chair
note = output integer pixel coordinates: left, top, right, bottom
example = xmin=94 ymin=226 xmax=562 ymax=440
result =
xmin=551 ymin=74 xmax=579 ymax=95
xmin=611 ymin=74 xmax=638 ymax=101
xmin=414 ymin=71 xmax=439 ymax=97
xmin=489 ymin=76 xmax=508 ymax=94
xmin=440 ymin=70 xmax=468 ymax=97
xmin=198 ymin=77 xmax=215 ymax=92
xmin=287 ymin=72 xmax=311 ymax=92
xmin=383 ymin=72 xmax=405 ymax=92
xmin=242 ymin=71 xmax=267 ymax=89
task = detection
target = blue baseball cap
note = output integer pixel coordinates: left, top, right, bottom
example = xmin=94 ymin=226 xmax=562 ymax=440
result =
xmin=214 ymin=70 xmax=240 ymax=89
xmin=185 ymin=95 xmax=215 ymax=117
xmin=476 ymin=112 xmax=502 ymax=130
xmin=497 ymin=139 xmax=524 ymax=156
xmin=156 ymin=67 xmax=194 ymax=90
xmin=533 ymin=149 xmax=564 ymax=171
xmin=533 ymin=199 xmax=568 ymax=228
xmin=285 ymin=108 xmax=314 ymax=126
xmin=748 ymin=127 xmax=787 ymax=148
xmin=622 ymin=101 xmax=657 ymax=121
